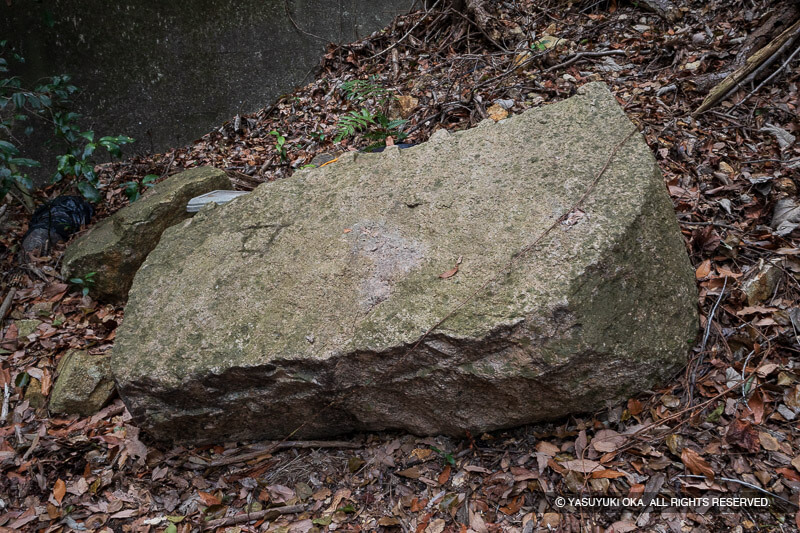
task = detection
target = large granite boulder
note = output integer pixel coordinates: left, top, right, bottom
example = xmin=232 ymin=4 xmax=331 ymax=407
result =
xmin=113 ymin=83 xmax=698 ymax=444
xmin=61 ymin=167 xmax=231 ymax=302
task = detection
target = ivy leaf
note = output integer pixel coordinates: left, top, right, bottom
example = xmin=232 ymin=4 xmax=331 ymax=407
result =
xmin=76 ymin=181 xmax=101 ymax=202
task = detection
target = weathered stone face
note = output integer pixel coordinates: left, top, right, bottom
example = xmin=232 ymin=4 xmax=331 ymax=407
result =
xmin=112 ymin=83 xmax=698 ymax=444
xmin=49 ymin=350 xmax=115 ymax=416
xmin=61 ymin=167 xmax=231 ymax=303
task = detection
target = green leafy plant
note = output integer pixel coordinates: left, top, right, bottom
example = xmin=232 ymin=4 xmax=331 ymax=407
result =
xmin=333 ymin=77 xmax=407 ymax=146
xmin=123 ymin=174 xmax=157 ymax=203
xmin=0 ymin=40 xmax=133 ymax=204
xmin=430 ymin=446 xmax=456 ymax=467
xmin=269 ymin=130 xmax=288 ymax=162
xmin=339 ymin=76 xmax=392 ymax=103
xmin=69 ymin=271 xmax=96 ymax=297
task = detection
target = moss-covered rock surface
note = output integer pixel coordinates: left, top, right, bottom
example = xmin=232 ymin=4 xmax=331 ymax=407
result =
xmin=112 ymin=83 xmax=698 ymax=444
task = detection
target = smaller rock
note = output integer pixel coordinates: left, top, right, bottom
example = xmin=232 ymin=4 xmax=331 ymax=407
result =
xmin=771 ymin=196 xmax=800 ymax=237
xmin=487 ymin=103 xmax=509 ymax=121
xmin=24 ymin=378 xmax=47 ymax=409
xmin=61 ymin=167 xmax=231 ymax=302
xmin=30 ymin=302 xmax=53 ymax=317
xmin=49 ymin=350 xmax=115 ymax=416
xmin=15 ymin=319 xmax=40 ymax=339
xmin=741 ymin=259 xmax=782 ymax=306
xmin=394 ymin=95 xmax=418 ymax=118
xmin=309 ymin=152 xmax=344 ymax=167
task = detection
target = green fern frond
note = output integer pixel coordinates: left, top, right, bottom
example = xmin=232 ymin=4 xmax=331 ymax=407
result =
xmin=333 ymin=108 xmax=376 ymax=142
xmin=339 ymin=76 xmax=392 ymax=104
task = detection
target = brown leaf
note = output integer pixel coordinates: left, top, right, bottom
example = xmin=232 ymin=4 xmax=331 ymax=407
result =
xmin=590 ymin=469 xmax=628 ymax=479
xmin=487 ymin=103 xmax=509 ymax=121
xmin=777 ymin=467 xmax=800 ymax=482
xmin=396 ymin=466 xmax=421 ymax=479
xmin=438 ymin=266 xmax=459 ymax=279
xmin=681 ymin=447 xmax=714 ymax=481
xmin=437 ymin=465 xmax=451 ymax=486
xmin=499 ymin=495 xmax=524 ymax=515
xmin=198 ymin=491 xmax=222 ymax=506
xmin=628 ymin=484 xmax=645 ymax=500
xmin=53 ymin=478 xmax=66 ymax=505
xmin=695 ymin=259 xmax=712 ymax=279
xmin=559 ymin=459 xmax=602 ymax=474
xmin=591 ymin=430 xmax=625 ymax=453
xmin=758 ymin=432 xmax=780 ymax=451
xmin=747 ymin=392 xmax=765 ymax=424
xmin=627 ymin=398 xmax=643 ymax=416
xmin=726 ymin=419 xmax=759 ymax=453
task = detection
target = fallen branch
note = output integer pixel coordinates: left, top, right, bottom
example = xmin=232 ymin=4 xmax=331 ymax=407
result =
xmin=732 ymin=42 xmax=800 ymax=110
xmin=0 ymin=288 xmax=16 ymax=325
xmin=208 ymin=439 xmax=362 ymax=467
xmin=202 ymin=504 xmax=305 ymax=529
xmin=369 ymin=0 xmax=442 ymax=59
xmin=688 ymin=6 xmax=799 ymax=94
xmin=694 ymin=17 xmax=800 ymax=115
xmin=0 ymin=383 xmax=10 ymax=424
xmin=543 ymin=49 xmax=628 ymax=73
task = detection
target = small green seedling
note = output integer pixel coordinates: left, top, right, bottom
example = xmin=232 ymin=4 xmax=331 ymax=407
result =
xmin=123 ymin=174 xmax=157 ymax=203
xmin=269 ymin=130 xmax=288 ymax=162
xmin=430 ymin=446 xmax=456 ymax=466
xmin=69 ymin=271 xmax=96 ymax=297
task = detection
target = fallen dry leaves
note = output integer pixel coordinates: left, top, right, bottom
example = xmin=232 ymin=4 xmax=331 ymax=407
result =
xmin=1 ymin=0 xmax=800 ymax=531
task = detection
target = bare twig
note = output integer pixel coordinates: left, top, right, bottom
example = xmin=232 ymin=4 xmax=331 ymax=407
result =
xmin=202 ymin=504 xmax=305 ymax=529
xmin=732 ymin=42 xmax=800 ymax=110
xmin=543 ymin=49 xmax=628 ymax=73
xmin=677 ymin=475 xmax=798 ymax=507
xmin=369 ymin=0 xmax=442 ymax=60
xmin=678 ymin=220 xmax=740 ymax=231
xmin=688 ymin=277 xmax=728 ymax=406
xmin=694 ymin=17 xmax=800 ymax=115
xmin=0 ymin=383 xmax=10 ymax=424
xmin=0 ymin=288 xmax=16 ymax=325
xmin=208 ymin=439 xmax=362 ymax=467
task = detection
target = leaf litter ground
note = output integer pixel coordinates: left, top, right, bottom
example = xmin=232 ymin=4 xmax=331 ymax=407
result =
xmin=1 ymin=0 xmax=800 ymax=531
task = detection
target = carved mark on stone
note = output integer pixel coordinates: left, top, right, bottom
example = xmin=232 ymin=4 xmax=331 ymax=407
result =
xmin=239 ymin=223 xmax=290 ymax=256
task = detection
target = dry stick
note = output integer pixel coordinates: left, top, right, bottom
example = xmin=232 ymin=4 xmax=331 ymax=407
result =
xmin=542 ymin=49 xmax=628 ymax=73
xmin=694 ymin=17 xmax=800 ymax=115
xmin=369 ymin=0 xmax=442 ymax=60
xmin=688 ymin=276 xmax=728 ymax=406
xmin=677 ymin=475 xmax=798 ymax=507
xmin=409 ymin=126 xmax=638 ymax=354
xmin=732 ymin=42 xmax=800 ymax=110
xmin=0 ymin=383 xmax=10 ymax=423
xmin=0 ymin=288 xmax=16 ymax=325
xmin=202 ymin=504 xmax=305 ymax=530
xmin=208 ymin=440 xmax=362 ymax=467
